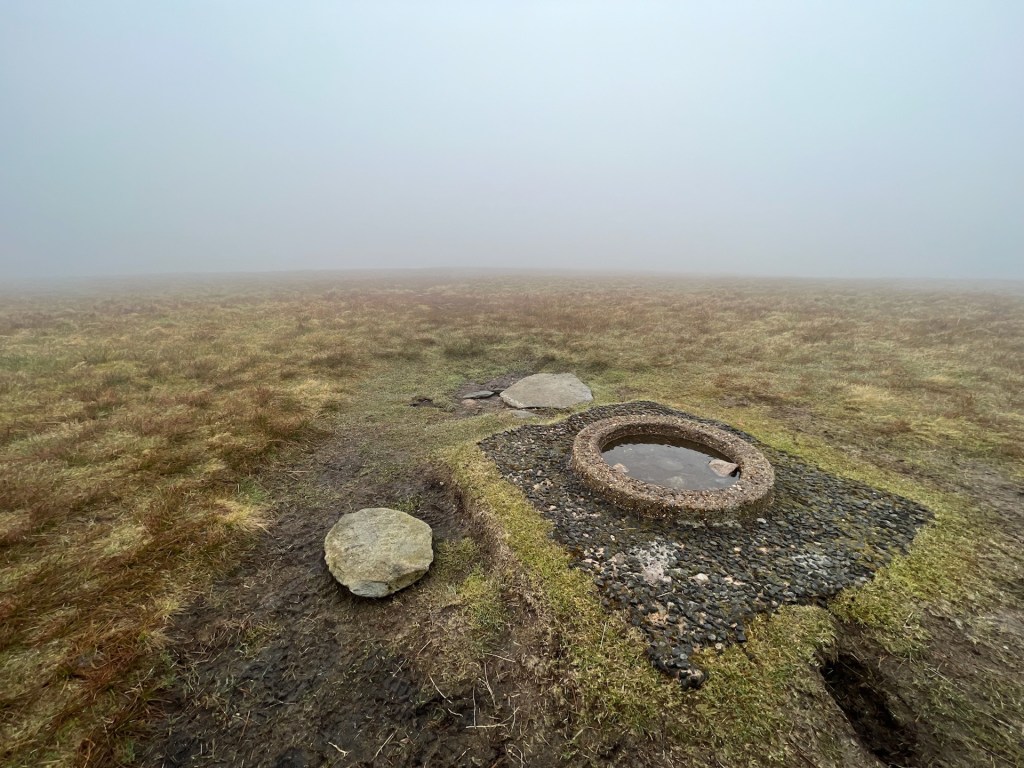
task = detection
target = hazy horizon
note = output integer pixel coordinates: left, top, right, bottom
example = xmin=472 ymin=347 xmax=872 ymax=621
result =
xmin=3 ymin=2 xmax=1023 ymax=281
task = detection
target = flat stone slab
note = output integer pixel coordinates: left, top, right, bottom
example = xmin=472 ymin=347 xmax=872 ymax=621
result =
xmin=324 ymin=508 xmax=433 ymax=597
xmin=499 ymin=373 xmax=592 ymax=410
xmin=463 ymin=390 xmax=496 ymax=399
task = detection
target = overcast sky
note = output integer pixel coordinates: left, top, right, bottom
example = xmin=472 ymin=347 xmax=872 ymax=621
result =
xmin=2 ymin=2 xmax=1022 ymax=281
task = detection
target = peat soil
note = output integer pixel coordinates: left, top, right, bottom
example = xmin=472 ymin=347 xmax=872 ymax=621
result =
xmin=822 ymin=635 xmax=922 ymax=767
xmin=138 ymin=428 xmax=561 ymax=768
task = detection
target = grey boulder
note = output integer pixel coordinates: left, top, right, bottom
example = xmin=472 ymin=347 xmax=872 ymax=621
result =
xmin=499 ymin=373 xmax=593 ymax=409
xmin=324 ymin=508 xmax=433 ymax=597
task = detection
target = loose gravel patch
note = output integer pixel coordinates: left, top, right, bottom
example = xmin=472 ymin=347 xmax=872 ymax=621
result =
xmin=479 ymin=402 xmax=933 ymax=687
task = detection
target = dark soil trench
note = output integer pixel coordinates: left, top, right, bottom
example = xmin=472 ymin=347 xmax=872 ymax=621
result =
xmin=821 ymin=647 xmax=920 ymax=767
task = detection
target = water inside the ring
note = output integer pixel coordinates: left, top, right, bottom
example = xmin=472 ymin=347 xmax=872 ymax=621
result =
xmin=601 ymin=436 xmax=740 ymax=491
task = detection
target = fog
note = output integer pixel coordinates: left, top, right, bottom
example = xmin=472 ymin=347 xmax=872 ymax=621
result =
xmin=2 ymin=1 xmax=1022 ymax=281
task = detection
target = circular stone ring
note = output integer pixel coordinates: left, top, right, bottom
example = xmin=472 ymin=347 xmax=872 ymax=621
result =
xmin=570 ymin=414 xmax=775 ymax=523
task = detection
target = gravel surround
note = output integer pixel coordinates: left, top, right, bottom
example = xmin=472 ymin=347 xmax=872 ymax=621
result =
xmin=570 ymin=414 xmax=775 ymax=522
xmin=478 ymin=402 xmax=933 ymax=688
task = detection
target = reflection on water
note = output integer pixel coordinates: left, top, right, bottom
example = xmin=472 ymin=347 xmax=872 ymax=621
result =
xmin=601 ymin=436 xmax=739 ymax=491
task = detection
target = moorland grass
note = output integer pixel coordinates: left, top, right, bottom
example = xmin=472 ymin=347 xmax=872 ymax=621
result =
xmin=1 ymin=272 xmax=1022 ymax=766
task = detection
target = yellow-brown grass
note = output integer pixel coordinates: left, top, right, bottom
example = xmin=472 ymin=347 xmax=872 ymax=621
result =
xmin=1 ymin=285 xmax=368 ymax=765
xmin=2 ymin=272 xmax=1022 ymax=766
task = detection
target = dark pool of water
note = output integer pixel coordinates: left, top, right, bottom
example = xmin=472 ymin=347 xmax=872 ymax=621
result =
xmin=601 ymin=436 xmax=739 ymax=491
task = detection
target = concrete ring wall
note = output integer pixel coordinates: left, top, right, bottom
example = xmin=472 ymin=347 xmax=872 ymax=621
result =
xmin=569 ymin=415 xmax=775 ymax=523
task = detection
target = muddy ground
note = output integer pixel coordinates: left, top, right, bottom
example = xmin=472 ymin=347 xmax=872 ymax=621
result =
xmin=139 ymin=399 xmax=1024 ymax=768
xmin=139 ymin=430 xmax=564 ymax=768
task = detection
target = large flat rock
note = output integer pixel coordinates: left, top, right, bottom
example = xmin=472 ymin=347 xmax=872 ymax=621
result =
xmin=324 ymin=508 xmax=433 ymax=597
xmin=499 ymin=373 xmax=593 ymax=409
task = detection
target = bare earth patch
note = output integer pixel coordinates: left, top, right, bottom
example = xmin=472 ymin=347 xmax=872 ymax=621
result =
xmin=139 ymin=431 xmax=566 ymax=768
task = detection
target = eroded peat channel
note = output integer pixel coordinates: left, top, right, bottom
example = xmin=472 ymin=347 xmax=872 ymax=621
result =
xmin=822 ymin=649 xmax=920 ymax=767
xmin=480 ymin=402 xmax=933 ymax=686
